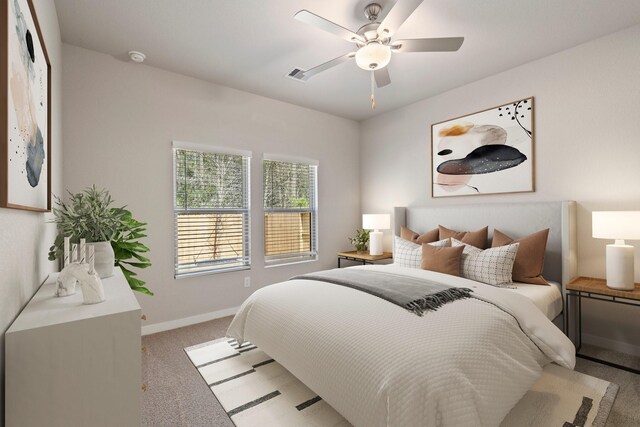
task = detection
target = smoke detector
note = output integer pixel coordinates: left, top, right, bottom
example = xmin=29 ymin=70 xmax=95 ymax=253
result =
xmin=128 ymin=51 xmax=146 ymax=63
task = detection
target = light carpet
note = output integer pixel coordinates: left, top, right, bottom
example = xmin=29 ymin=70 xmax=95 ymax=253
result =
xmin=185 ymin=338 xmax=618 ymax=427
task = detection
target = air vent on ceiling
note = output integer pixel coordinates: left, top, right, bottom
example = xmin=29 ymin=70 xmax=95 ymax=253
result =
xmin=285 ymin=68 xmax=308 ymax=82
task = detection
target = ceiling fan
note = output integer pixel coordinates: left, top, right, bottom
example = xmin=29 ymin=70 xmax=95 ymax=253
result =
xmin=288 ymin=0 xmax=464 ymax=110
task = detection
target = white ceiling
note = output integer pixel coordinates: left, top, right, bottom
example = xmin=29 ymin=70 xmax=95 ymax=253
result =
xmin=54 ymin=0 xmax=640 ymax=121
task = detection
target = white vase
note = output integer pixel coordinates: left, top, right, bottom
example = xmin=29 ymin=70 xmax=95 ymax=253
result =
xmin=88 ymin=241 xmax=114 ymax=278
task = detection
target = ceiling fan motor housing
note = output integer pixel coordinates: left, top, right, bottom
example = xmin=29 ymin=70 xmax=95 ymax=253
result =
xmin=359 ymin=3 xmax=389 ymax=45
xmin=357 ymin=22 xmax=384 ymax=45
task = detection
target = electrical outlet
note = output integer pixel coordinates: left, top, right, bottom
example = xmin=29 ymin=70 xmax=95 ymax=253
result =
xmin=244 ymin=277 xmax=251 ymax=288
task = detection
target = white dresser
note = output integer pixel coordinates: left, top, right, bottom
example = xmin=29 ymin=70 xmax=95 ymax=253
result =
xmin=5 ymin=269 xmax=141 ymax=427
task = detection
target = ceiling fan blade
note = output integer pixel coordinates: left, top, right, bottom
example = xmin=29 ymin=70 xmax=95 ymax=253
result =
xmin=392 ymin=37 xmax=464 ymax=52
xmin=374 ymin=68 xmax=391 ymax=88
xmin=295 ymin=10 xmax=364 ymax=44
xmin=294 ymin=52 xmax=356 ymax=81
xmin=377 ymin=0 xmax=425 ymax=38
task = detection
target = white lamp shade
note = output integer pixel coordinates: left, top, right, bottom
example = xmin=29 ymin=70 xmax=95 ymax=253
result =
xmin=355 ymin=43 xmax=391 ymax=70
xmin=592 ymin=211 xmax=640 ymax=240
xmin=362 ymin=214 xmax=390 ymax=230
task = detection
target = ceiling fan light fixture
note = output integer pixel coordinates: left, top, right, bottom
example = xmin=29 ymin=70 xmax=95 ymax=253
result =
xmin=355 ymin=43 xmax=391 ymax=71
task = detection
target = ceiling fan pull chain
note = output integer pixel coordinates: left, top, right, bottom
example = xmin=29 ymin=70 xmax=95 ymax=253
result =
xmin=370 ymin=70 xmax=376 ymax=110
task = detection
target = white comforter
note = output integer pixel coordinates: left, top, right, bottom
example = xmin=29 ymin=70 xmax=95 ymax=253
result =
xmin=227 ymin=265 xmax=575 ymax=427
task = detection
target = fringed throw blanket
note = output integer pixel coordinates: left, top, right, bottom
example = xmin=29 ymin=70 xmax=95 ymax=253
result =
xmin=291 ymin=269 xmax=473 ymax=316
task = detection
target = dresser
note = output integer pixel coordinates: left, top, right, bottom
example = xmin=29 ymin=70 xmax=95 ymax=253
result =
xmin=5 ymin=269 xmax=141 ymax=426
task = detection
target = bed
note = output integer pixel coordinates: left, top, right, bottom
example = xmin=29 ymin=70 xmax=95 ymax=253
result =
xmin=228 ymin=201 xmax=578 ymax=426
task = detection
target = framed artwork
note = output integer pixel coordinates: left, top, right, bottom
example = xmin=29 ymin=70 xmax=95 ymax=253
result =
xmin=0 ymin=0 xmax=51 ymax=211
xmin=431 ymin=97 xmax=534 ymax=198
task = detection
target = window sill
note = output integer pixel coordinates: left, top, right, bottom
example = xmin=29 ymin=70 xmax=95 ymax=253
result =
xmin=175 ymin=265 xmax=250 ymax=279
xmin=264 ymin=257 xmax=318 ymax=269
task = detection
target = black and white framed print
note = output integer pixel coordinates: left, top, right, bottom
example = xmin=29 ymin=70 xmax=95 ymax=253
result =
xmin=431 ymin=97 xmax=534 ymax=198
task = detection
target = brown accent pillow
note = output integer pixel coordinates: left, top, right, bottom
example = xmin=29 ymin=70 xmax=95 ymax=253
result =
xmin=439 ymin=225 xmax=489 ymax=249
xmin=492 ymin=229 xmax=550 ymax=285
xmin=400 ymin=226 xmax=439 ymax=244
xmin=421 ymin=244 xmax=464 ymax=276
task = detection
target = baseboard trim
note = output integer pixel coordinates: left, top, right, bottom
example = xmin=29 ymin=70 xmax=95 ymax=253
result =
xmin=141 ymin=306 xmax=239 ymax=336
xmin=583 ymin=333 xmax=640 ymax=357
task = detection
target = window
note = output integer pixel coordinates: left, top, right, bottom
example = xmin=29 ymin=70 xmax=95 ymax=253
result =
xmin=173 ymin=142 xmax=250 ymax=277
xmin=263 ymin=155 xmax=318 ymax=265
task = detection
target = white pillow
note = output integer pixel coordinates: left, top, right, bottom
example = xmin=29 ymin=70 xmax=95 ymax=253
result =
xmin=394 ymin=236 xmax=450 ymax=269
xmin=451 ymin=238 xmax=519 ymax=287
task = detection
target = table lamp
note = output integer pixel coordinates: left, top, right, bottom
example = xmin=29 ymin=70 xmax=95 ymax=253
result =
xmin=363 ymin=214 xmax=390 ymax=256
xmin=592 ymin=211 xmax=640 ymax=290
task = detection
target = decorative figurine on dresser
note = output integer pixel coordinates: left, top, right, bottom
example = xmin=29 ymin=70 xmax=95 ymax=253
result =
xmin=55 ymin=236 xmax=106 ymax=304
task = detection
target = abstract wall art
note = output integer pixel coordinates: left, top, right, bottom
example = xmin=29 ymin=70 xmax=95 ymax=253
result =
xmin=0 ymin=0 xmax=51 ymax=211
xmin=431 ymin=97 xmax=534 ymax=198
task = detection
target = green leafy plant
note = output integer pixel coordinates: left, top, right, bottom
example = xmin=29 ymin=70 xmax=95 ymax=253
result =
xmin=349 ymin=229 xmax=370 ymax=253
xmin=111 ymin=208 xmax=153 ymax=295
xmin=48 ymin=186 xmax=153 ymax=295
xmin=48 ymin=186 xmax=123 ymax=255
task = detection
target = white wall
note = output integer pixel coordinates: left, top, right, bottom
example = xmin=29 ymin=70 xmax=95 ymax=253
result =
xmin=0 ymin=0 xmax=63 ymax=418
xmin=360 ymin=24 xmax=640 ymax=354
xmin=62 ymin=44 xmax=360 ymax=330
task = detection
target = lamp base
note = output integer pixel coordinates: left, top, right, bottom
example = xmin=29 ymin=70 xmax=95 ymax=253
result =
xmin=605 ymin=244 xmax=635 ymax=290
xmin=369 ymin=231 xmax=383 ymax=256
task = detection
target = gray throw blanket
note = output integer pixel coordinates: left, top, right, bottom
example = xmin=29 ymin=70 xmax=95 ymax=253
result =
xmin=291 ymin=269 xmax=473 ymax=316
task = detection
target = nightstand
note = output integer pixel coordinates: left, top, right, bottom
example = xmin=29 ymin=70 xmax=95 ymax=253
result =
xmin=565 ymin=276 xmax=640 ymax=374
xmin=337 ymin=251 xmax=392 ymax=268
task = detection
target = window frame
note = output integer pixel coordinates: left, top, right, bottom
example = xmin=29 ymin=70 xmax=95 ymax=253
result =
xmin=262 ymin=154 xmax=319 ymax=267
xmin=172 ymin=141 xmax=252 ymax=278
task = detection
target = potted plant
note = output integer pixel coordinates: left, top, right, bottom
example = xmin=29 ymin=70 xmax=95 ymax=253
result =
xmin=349 ymin=229 xmax=370 ymax=254
xmin=48 ymin=186 xmax=153 ymax=295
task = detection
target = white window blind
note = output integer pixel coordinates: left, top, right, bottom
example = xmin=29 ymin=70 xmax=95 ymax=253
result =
xmin=174 ymin=146 xmax=250 ymax=277
xmin=263 ymin=158 xmax=318 ymax=265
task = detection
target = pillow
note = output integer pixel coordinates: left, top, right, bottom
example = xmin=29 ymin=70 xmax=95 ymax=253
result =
xmin=492 ymin=229 xmax=550 ymax=285
xmin=394 ymin=236 xmax=450 ymax=269
xmin=439 ymin=225 xmax=489 ymax=249
xmin=451 ymin=238 xmax=519 ymax=287
xmin=400 ymin=226 xmax=439 ymax=244
xmin=421 ymin=244 xmax=464 ymax=276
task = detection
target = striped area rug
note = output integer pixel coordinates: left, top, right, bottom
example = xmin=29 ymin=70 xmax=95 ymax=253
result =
xmin=185 ymin=339 xmax=618 ymax=427
xmin=185 ymin=338 xmax=349 ymax=426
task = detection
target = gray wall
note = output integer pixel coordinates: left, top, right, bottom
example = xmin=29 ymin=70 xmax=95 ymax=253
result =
xmin=0 ymin=0 xmax=63 ymax=419
xmin=360 ymin=24 xmax=640 ymax=354
xmin=62 ymin=44 xmax=361 ymax=329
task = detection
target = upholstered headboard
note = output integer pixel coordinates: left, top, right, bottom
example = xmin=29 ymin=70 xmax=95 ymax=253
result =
xmin=392 ymin=201 xmax=577 ymax=287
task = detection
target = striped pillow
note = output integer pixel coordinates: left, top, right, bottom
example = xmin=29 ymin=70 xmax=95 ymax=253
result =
xmin=451 ymin=238 xmax=519 ymax=287
xmin=394 ymin=236 xmax=450 ymax=269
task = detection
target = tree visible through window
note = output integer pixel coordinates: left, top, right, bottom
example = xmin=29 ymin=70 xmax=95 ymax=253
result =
xmin=263 ymin=159 xmax=318 ymax=264
xmin=174 ymin=146 xmax=250 ymax=276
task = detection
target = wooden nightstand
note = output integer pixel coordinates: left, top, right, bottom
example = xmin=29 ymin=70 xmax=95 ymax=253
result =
xmin=565 ymin=276 xmax=640 ymax=374
xmin=337 ymin=251 xmax=392 ymax=268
